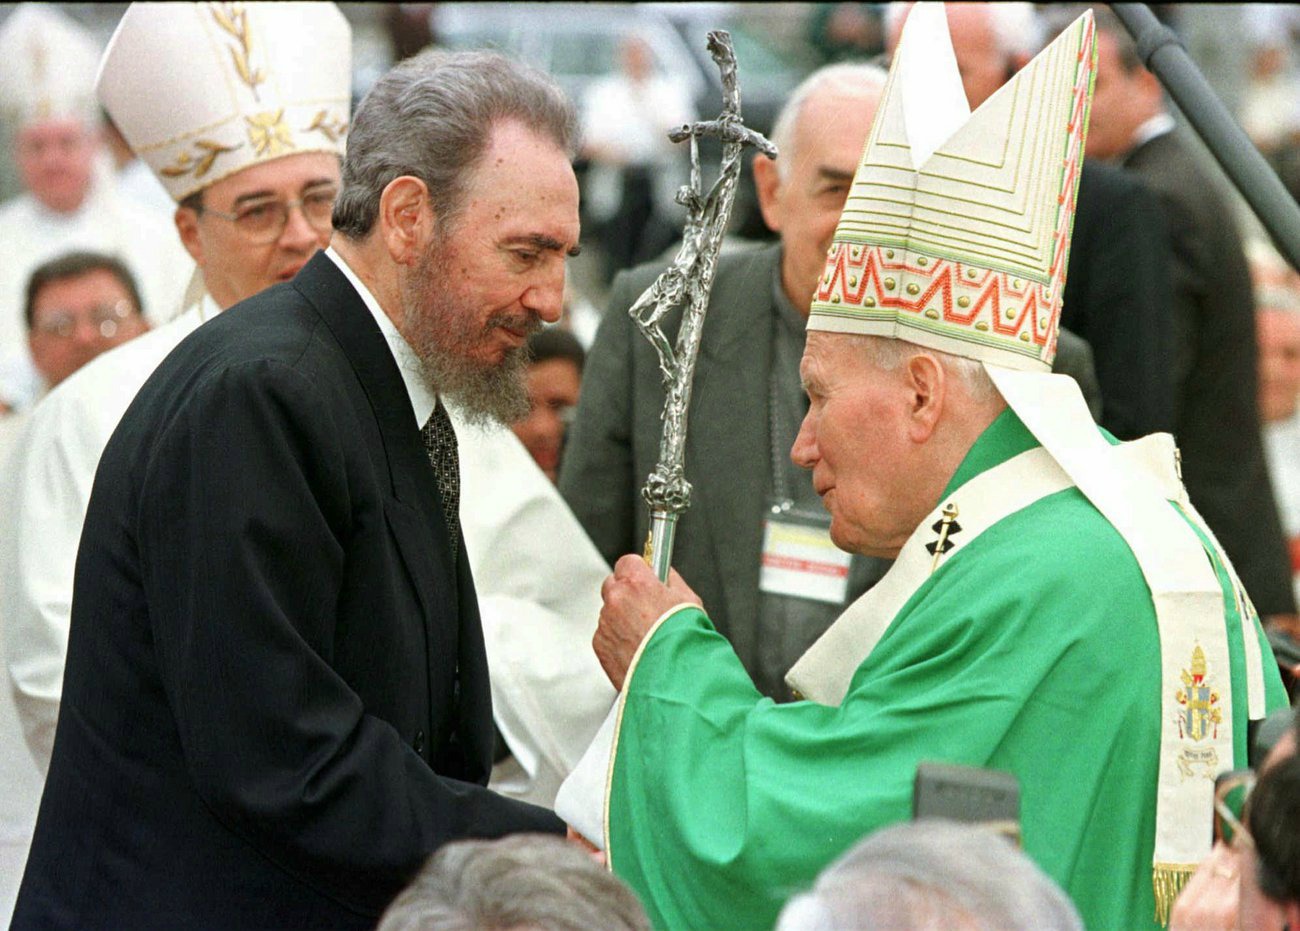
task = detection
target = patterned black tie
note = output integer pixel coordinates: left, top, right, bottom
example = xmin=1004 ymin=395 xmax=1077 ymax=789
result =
xmin=420 ymin=400 xmax=460 ymax=560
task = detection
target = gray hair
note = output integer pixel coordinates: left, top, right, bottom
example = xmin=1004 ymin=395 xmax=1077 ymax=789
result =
xmin=850 ymin=334 xmax=1000 ymax=406
xmin=776 ymin=820 xmax=1083 ymax=931
xmin=333 ymin=49 xmax=577 ymax=239
xmin=769 ymin=62 xmax=888 ymax=180
xmin=884 ymin=3 xmax=1045 ymax=60
xmin=376 ymin=835 xmax=651 ymax=931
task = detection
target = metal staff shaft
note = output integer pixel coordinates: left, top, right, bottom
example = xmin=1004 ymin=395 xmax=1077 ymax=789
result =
xmin=628 ymin=30 xmax=776 ymax=582
xmin=1111 ymin=3 xmax=1300 ymax=271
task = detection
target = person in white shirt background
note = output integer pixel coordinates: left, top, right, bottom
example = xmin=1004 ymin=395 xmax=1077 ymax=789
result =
xmin=0 ymin=3 xmax=190 ymax=413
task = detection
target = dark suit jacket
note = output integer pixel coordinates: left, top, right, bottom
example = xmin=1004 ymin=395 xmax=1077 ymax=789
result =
xmin=560 ymin=243 xmax=1102 ymax=681
xmin=1124 ymin=130 xmax=1295 ymax=615
xmin=1062 ymin=161 xmax=1178 ymax=440
xmin=13 ymin=253 xmax=561 ymax=930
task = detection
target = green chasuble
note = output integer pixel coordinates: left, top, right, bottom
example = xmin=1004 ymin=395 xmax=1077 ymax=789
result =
xmin=606 ymin=410 xmax=1287 ymax=930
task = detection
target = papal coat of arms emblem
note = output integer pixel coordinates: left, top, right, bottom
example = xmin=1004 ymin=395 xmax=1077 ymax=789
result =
xmin=1174 ymin=644 xmax=1222 ymax=779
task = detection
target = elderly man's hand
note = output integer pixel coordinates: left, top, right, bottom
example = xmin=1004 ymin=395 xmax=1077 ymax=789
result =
xmin=594 ymin=554 xmax=703 ymax=691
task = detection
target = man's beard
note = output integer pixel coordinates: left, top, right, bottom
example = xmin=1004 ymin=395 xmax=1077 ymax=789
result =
xmin=400 ymin=241 xmax=539 ymax=427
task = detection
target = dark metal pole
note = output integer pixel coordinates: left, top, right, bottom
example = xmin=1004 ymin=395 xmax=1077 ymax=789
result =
xmin=1110 ymin=3 xmax=1300 ymax=271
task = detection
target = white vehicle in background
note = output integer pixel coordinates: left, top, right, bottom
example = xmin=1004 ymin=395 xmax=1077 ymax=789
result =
xmin=433 ymin=3 xmax=806 ymax=238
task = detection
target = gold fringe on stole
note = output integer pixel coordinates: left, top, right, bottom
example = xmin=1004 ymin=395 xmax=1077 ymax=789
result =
xmin=1153 ymin=863 xmax=1196 ymax=926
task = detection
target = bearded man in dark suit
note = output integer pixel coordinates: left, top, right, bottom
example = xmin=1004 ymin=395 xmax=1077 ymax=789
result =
xmin=15 ymin=49 xmax=580 ymax=930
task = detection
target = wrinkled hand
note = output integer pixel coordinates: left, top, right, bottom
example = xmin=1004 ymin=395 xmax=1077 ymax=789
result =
xmin=1170 ymin=842 xmax=1241 ymax=931
xmin=594 ymin=554 xmax=703 ymax=691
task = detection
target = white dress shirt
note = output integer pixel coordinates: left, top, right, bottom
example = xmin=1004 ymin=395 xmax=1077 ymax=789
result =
xmin=324 ymin=245 xmax=614 ymax=805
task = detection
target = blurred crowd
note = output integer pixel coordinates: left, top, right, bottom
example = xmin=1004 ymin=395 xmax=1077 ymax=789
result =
xmin=1 ymin=2 xmax=1300 ymax=929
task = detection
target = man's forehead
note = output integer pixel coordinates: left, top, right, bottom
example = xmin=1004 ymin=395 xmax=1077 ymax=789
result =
xmin=34 ymin=269 xmax=131 ymax=307
xmin=793 ymin=91 xmax=879 ymax=167
xmin=462 ymin=123 xmax=580 ymax=247
xmin=18 ymin=118 xmax=90 ymax=141
xmin=206 ymin=152 xmax=341 ymax=203
xmin=800 ymin=331 xmax=845 ymax=379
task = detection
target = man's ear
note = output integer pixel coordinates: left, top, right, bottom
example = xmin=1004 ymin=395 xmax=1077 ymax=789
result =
xmin=174 ymin=207 xmax=204 ymax=266
xmin=903 ymin=352 xmax=945 ymax=443
xmin=1136 ymin=66 xmax=1163 ymax=103
xmin=378 ymin=175 xmax=432 ymax=265
xmin=752 ymin=154 xmax=784 ymax=234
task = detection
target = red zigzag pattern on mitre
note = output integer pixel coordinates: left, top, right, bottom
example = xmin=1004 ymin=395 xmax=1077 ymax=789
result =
xmin=815 ymin=245 xmax=1057 ymax=351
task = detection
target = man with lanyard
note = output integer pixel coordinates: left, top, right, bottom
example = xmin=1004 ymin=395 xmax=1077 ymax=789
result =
xmin=557 ymin=6 xmax=1287 ymax=928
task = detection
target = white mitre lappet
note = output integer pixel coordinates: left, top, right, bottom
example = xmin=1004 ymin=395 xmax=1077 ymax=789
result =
xmin=96 ymin=2 xmax=351 ymax=205
xmin=790 ymin=3 xmax=1272 ymax=921
xmin=0 ymin=3 xmax=101 ymax=128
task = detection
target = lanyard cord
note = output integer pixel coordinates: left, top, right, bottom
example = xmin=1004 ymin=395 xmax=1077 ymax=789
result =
xmin=769 ymin=324 xmax=791 ymax=507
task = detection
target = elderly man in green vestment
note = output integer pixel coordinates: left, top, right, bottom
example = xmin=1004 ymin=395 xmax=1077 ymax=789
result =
xmin=555 ymin=6 xmax=1288 ymax=930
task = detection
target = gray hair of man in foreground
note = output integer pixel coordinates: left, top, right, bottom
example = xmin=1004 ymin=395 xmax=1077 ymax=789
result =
xmin=376 ymin=834 xmax=651 ymax=931
xmin=776 ymin=820 xmax=1083 ymax=931
xmin=332 ymin=48 xmax=577 ymax=240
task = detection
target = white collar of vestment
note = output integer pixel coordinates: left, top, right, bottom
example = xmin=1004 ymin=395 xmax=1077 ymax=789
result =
xmin=324 ymin=245 xmax=437 ymax=428
xmin=1132 ymin=112 xmax=1176 ymax=151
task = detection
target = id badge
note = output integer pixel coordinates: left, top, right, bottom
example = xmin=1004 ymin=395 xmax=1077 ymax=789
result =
xmin=759 ymin=500 xmax=851 ymax=605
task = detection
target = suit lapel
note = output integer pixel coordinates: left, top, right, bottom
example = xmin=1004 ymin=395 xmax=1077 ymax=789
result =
xmin=292 ymin=252 xmax=459 ymax=630
xmin=689 ymin=246 xmax=781 ymax=641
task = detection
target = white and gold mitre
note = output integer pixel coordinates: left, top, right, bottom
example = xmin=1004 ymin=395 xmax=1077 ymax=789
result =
xmin=808 ymin=3 xmax=1096 ymax=372
xmin=0 ymin=4 xmax=101 ymax=128
xmin=96 ymin=2 xmax=352 ymax=203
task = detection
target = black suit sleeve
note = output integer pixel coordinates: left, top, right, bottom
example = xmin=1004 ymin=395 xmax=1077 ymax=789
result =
xmin=1052 ymin=326 xmax=1103 ymax=421
xmin=559 ymin=270 xmax=646 ymax=566
xmin=137 ymin=359 xmax=558 ymax=916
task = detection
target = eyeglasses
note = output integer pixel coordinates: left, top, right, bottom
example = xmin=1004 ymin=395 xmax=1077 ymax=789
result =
xmin=1213 ymin=769 xmax=1256 ymax=850
xmin=32 ymin=299 xmax=136 ymax=340
xmin=198 ymin=186 xmax=338 ymax=244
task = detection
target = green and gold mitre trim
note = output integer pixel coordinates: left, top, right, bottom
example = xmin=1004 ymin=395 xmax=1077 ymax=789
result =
xmin=808 ymin=3 xmax=1097 ymax=372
